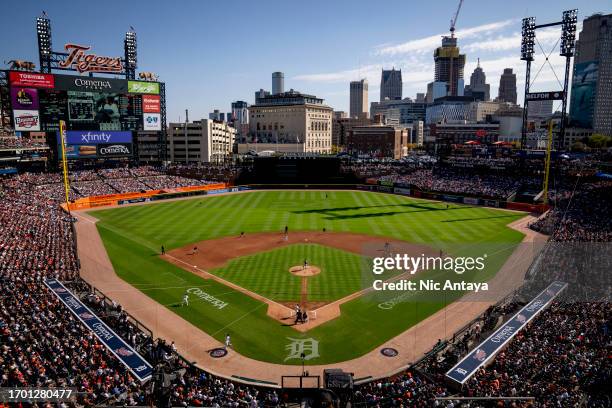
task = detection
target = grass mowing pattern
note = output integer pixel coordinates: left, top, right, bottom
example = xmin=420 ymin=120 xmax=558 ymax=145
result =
xmin=92 ymin=191 xmax=525 ymax=364
xmin=210 ymin=243 xmax=365 ymax=302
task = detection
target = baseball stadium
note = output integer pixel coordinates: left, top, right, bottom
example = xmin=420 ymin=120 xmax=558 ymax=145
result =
xmin=0 ymin=4 xmax=610 ymax=408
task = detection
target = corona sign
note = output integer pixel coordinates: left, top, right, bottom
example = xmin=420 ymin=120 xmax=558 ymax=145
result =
xmin=58 ymin=44 xmax=123 ymax=74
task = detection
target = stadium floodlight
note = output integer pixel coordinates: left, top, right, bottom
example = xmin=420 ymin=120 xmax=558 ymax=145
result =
xmin=560 ymin=9 xmax=578 ymax=57
xmin=520 ymin=17 xmax=536 ymax=61
xmin=124 ymin=29 xmax=137 ymax=79
xmin=36 ymin=17 xmax=52 ymax=56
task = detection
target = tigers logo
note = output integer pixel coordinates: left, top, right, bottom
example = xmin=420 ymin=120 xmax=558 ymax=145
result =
xmin=55 ymin=288 xmax=66 ymax=293
xmin=516 ymin=314 xmax=527 ymax=323
xmin=473 ymin=348 xmax=487 ymax=362
xmin=115 ymin=347 xmax=134 ymax=357
xmin=79 ymin=312 xmax=95 ymax=320
xmin=59 ymin=43 xmax=123 ymax=73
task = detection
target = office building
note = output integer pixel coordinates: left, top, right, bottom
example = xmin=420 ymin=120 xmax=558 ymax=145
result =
xmin=347 ymin=124 xmax=409 ymax=159
xmin=246 ymin=90 xmax=333 ymax=154
xmin=168 ymin=119 xmax=236 ymax=164
xmin=231 ymin=101 xmax=249 ymax=142
xmin=332 ymin=116 xmax=372 ymax=148
xmin=334 ymin=111 xmax=348 ymax=119
xmin=464 ymin=59 xmax=490 ymax=101
xmin=380 ymin=68 xmax=402 ymax=101
xmin=350 ymin=79 xmax=369 ymax=118
xmin=570 ymin=13 xmax=612 ymax=135
xmin=415 ymin=93 xmax=426 ymax=103
xmin=498 ymin=68 xmax=517 ymax=104
xmin=370 ymin=98 xmax=426 ymax=125
xmin=434 ymin=36 xmax=466 ymax=97
xmin=528 ymin=100 xmax=554 ymax=119
xmin=272 ymin=72 xmax=284 ymax=95
xmin=425 ymin=96 xmax=474 ymax=124
xmin=209 ymin=109 xmax=222 ymax=121
xmin=427 ymin=81 xmax=448 ymax=103
xmin=255 ymin=89 xmax=270 ymax=102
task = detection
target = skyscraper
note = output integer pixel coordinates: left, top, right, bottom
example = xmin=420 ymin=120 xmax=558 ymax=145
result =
xmin=350 ymin=79 xmax=368 ymax=118
xmin=570 ymin=13 xmax=612 ymax=135
xmin=464 ymin=58 xmax=490 ymax=101
xmin=498 ymin=68 xmax=517 ymax=104
xmin=380 ymin=68 xmax=402 ymax=101
xmin=272 ymin=72 xmax=284 ymax=95
xmin=434 ymin=36 xmax=466 ymax=97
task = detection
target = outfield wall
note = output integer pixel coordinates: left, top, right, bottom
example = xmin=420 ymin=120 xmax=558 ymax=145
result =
xmin=63 ymin=183 xmax=230 ymax=211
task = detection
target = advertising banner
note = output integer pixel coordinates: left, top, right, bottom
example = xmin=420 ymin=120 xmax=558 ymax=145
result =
xmin=446 ymin=281 xmax=567 ymax=384
xmin=96 ymin=143 xmax=132 ymax=158
xmin=526 ymin=91 xmax=564 ymax=101
xmin=13 ymin=110 xmax=41 ymax=131
xmin=463 ymin=197 xmax=480 ymax=205
xmin=143 ymin=113 xmax=161 ymax=131
xmin=54 ymin=74 xmax=128 ymax=93
xmin=394 ymin=187 xmax=411 ymax=195
xmin=128 ymin=81 xmax=160 ymax=94
xmin=44 ymin=279 xmax=153 ymax=382
xmin=483 ymin=199 xmax=499 ymax=208
xmin=10 ymin=87 xmax=39 ymax=110
xmin=442 ymin=194 xmax=463 ymax=203
xmin=65 ymin=130 xmax=133 ymax=145
xmin=9 ymin=71 xmax=55 ymax=88
xmin=570 ymin=61 xmax=598 ymax=129
xmin=142 ymin=95 xmax=161 ymax=113
xmin=378 ymin=185 xmax=393 ymax=193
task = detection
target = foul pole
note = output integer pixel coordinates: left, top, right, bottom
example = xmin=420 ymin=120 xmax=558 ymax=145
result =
xmin=59 ymin=120 xmax=71 ymax=213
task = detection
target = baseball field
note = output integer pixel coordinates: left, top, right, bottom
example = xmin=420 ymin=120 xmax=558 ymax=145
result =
xmin=91 ymin=190 xmax=525 ymax=364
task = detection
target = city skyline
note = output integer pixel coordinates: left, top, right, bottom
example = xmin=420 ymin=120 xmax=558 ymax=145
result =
xmin=0 ymin=0 xmax=609 ymax=121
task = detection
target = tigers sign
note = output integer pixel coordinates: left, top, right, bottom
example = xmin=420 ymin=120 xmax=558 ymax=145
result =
xmin=58 ymin=43 xmax=123 ymax=74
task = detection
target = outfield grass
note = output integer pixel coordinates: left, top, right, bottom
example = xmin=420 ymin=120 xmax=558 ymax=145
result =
xmin=92 ymin=190 xmax=525 ymax=364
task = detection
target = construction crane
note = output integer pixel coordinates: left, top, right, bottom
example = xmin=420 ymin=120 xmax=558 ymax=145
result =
xmin=450 ymin=0 xmax=464 ymax=38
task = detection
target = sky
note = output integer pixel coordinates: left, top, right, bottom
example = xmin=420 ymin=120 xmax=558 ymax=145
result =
xmin=1 ymin=0 xmax=609 ymax=121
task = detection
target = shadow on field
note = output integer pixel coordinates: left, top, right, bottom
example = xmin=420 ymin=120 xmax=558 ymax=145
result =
xmin=292 ymin=203 xmax=472 ymax=220
xmin=442 ymin=214 xmax=518 ymax=222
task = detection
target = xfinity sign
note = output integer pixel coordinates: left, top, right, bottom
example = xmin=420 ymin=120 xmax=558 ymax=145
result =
xmin=65 ymin=130 xmax=132 ymax=145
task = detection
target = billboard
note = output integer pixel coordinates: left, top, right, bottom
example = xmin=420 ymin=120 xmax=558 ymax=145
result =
xmin=59 ymin=131 xmax=133 ymax=159
xmin=14 ymin=110 xmax=41 ymax=131
xmin=526 ymin=91 xmax=564 ymax=101
xmin=65 ymin=130 xmax=132 ymax=144
xmin=570 ymin=61 xmax=598 ymax=128
xmin=143 ymin=113 xmax=161 ymax=131
xmin=128 ymin=80 xmax=159 ymax=94
xmin=97 ymin=143 xmax=133 ymax=158
xmin=142 ymin=95 xmax=160 ymax=113
xmin=54 ymin=73 xmax=128 ymax=93
xmin=10 ymin=87 xmax=39 ymax=110
xmin=9 ymin=71 xmax=55 ymax=88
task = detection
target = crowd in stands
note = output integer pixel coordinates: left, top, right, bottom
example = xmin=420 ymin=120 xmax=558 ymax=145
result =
xmin=10 ymin=166 xmax=217 ymax=201
xmin=378 ymin=169 xmax=521 ymax=200
xmin=530 ymin=180 xmax=612 ymax=242
xmin=0 ymin=135 xmax=47 ymax=149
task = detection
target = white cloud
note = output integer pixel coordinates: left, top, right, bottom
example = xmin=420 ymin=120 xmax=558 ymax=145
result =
xmin=376 ymin=19 xmax=517 ymax=56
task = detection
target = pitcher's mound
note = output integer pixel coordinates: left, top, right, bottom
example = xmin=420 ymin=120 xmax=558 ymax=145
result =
xmin=289 ymin=265 xmax=321 ymax=277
